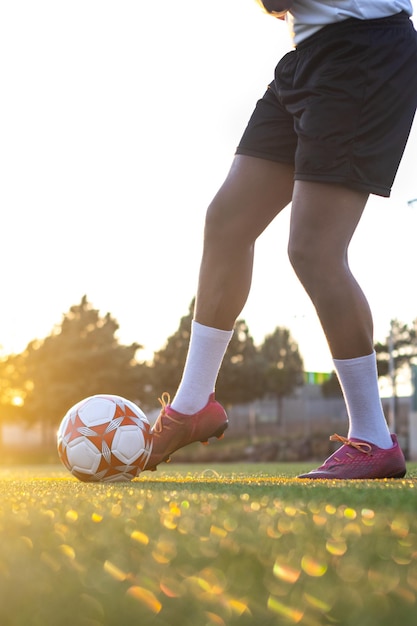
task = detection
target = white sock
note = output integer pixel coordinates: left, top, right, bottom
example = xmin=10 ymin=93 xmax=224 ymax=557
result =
xmin=333 ymin=351 xmax=393 ymax=449
xmin=170 ymin=321 xmax=233 ymax=415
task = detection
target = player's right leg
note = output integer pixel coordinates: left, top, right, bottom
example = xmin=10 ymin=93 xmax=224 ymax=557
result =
xmin=145 ymin=155 xmax=294 ymax=470
xmin=195 ymin=155 xmax=294 ymax=330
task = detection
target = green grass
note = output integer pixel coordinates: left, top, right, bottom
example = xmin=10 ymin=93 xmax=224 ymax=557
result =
xmin=1 ymin=463 xmax=417 ymax=625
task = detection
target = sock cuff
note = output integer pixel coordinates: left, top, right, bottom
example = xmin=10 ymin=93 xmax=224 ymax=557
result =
xmin=192 ymin=320 xmax=234 ymax=342
xmin=333 ymin=350 xmax=376 ymax=369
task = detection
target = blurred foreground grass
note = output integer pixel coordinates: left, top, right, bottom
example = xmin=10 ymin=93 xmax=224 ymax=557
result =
xmin=1 ymin=463 xmax=417 ymax=625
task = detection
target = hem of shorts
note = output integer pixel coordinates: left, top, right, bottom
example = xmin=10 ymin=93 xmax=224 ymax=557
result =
xmin=234 ymin=150 xmax=391 ymax=197
xmin=235 ymin=148 xmax=294 ymax=165
xmin=294 ymin=174 xmax=391 ymax=198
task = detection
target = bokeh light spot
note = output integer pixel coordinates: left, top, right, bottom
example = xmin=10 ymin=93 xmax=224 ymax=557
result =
xmin=301 ymin=556 xmax=327 ymax=577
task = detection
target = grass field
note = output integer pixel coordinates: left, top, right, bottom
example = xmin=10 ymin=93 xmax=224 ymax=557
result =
xmin=1 ymin=462 xmax=417 ymax=626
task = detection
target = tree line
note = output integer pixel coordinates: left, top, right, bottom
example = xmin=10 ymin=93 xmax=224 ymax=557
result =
xmin=0 ymin=297 xmax=416 ymax=434
xmin=0 ymin=296 xmax=304 ymax=433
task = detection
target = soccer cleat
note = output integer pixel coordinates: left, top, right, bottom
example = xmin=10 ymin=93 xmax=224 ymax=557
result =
xmin=143 ymin=392 xmax=228 ymax=471
xmin=298 ymin=433 xmax=406 ymax=480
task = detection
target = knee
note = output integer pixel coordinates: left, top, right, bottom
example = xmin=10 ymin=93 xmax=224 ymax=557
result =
xmin=202 ymin=203 xmax=230 ymax=253
xmin=204 ymin=200 xmax=228 ymax=238
xmin=203 ymin=198 xmax=255 ymax=247
xmin=288 ymin=235 xmax=315 ymax=282
xmin=287 ymin=234 xmax=333 ymax=293
xmin=288 ymin=234 xmax=349 ymax=300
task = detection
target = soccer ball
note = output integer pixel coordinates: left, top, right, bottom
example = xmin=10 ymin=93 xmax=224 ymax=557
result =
xmin=57 ymin=394 xmax=152 ymax=482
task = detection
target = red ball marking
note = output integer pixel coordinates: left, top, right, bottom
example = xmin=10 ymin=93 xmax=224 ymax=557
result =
xmin=64 ymin=412 xmax=88 ymax=444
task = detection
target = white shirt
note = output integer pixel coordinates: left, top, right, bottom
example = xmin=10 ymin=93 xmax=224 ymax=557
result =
xmin=287 ymin=0 xmax=414 ymax=44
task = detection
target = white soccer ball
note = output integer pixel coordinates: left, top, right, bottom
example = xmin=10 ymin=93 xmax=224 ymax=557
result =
xmin=57 ymin=394 xmax=152 ymax=482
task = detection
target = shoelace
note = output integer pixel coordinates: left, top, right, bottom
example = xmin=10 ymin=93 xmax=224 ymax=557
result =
xmin=153 ymin=392 xmax=171 ymax=434
xmin=330 ymin=433 xmax=372 ymax=455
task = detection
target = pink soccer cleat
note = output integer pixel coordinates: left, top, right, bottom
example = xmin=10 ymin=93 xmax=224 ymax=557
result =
xmin=298 ymin=433 xmax=406 ymax=480
xmin=144 ymin=392 xmax=228 ymax=471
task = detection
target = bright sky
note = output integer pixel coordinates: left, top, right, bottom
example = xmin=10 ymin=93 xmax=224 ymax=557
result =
xmin=1 ymin=1 xmax=417 ymax=373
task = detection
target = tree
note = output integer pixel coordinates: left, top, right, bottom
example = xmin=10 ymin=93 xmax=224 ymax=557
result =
xmin=260 ymin=327 xmax=304 ymax=424
xmin=375 ymin=318 xmax=417 ymax=423
xmin=150 ymin=300 xmax=194 ymax=400
xmin=321 ymin=371 xmax=343 ymax=398
xmin=375 ymin=319 xmax=417 ymax=386
xmin=216 ymin=319 xmax=264 ymax=406
xmin=0 ymin=353 xmax=23 ymax=449
xmin=15 ymin=296 xmax=149 ymax=441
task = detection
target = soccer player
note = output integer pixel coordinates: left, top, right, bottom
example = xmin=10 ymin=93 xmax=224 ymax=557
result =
xmin=146 ymin=1 xmax=417 ymax=478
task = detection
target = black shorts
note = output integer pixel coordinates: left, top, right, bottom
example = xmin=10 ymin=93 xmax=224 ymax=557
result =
xmin=236 ymin=12 xmax=417 ymax=197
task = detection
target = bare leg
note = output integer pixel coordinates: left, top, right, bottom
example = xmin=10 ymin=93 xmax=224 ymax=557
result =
xmin=168 ymin=155 xmax=293 ymax=413
xmin=148 ymin=155 xmax=296 ymax=464
xmin=195 ymin=155 xmax=294 ymax=328
xmin=288 ymin=181 xmax=371 ymax=359
xmin=288 ymin=182 xmax=398 ymax=470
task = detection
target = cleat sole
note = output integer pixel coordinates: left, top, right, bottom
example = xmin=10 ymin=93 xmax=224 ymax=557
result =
xmin=146 ymin=454 xmax=171 ymax=472
xmin=200 ymin=422 xmax=228 ymax=445
xmin=389 ymin=470 xmax=407 ymax=479
xmin=214 ymin=423 xmax=228 ymax=439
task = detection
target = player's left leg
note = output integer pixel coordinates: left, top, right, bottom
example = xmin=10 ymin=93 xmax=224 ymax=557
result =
xmin=144 ymin=155 xmax=295 ymax=471
xmin=288 ymin=180 xmax=405 ymax=479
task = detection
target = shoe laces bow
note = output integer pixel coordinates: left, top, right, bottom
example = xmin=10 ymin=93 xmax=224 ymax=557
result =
xmin=153 ymin=392 xmax=171 ymax=434
xmin=330 ymin=433 xmax=372 ymax=455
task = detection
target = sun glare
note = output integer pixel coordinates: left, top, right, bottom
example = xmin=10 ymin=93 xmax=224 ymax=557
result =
xmin=11 ymin=396 xmax=24 ymax=407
